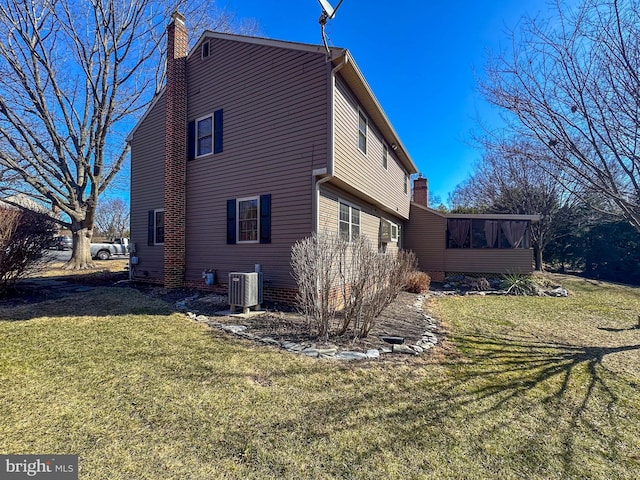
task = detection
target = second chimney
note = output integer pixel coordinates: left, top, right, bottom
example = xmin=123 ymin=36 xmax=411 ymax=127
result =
xmin=413 ymin=173 xmax=428 ymax=207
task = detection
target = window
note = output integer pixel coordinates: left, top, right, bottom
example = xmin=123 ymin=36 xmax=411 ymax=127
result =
xmin=147 ymin=209 xmax=164 ymax=245
xmin=446 ymin=218 xmax=530 ymax=249
xmin=201 ymin=41 xmax=210 ymax=59
xmin=391 ymin=223 xmax=398 ymax=242
xmin=226 ymin=195 xmax=271 ymax=245
xmin=358 ymin=111 xmax=367 ymax=154
xmin=196 ymin=115 xmax=213 ymax=157
xmin=404 ymin=174 xmax=408 ymax=194
xmin=339 ymin=201 xmax=361 ymax=241
xmin=188 ymin=110 xmax=223 ymax=160
xmin=383 ymin=145 xmax=388 ymax=169
xmin=237 ymin=197 xmax=259 ymax=243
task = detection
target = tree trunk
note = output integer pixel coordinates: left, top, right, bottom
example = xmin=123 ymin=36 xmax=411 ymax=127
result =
xmin=533 ymin=244 xmax=544 ymax=271
xmin=65 ymin=224 xmax=94 ymax=270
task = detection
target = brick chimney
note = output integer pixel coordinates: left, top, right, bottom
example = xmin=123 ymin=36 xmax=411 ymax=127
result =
xmin=413 ymin=173 xmax=428 ymax=207
xmin=163 ymin=11 xmax=188 ymax=288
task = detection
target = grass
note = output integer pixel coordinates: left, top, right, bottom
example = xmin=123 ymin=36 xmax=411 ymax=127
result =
xmin=0 ymin=274 xmax=639 ymax=479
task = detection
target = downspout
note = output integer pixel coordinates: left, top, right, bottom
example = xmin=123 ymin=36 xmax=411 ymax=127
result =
xmin=314 ymin=51 xmax=349 ymax=233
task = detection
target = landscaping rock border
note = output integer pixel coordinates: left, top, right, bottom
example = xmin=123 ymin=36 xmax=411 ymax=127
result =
xmin=176 ymin=294 xmax=441 ymax=361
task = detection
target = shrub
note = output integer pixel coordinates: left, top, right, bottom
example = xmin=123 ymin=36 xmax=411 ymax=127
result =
xmin=0 ymin=207 xmax=56 ymax=295
xmin=500 ymin=272 xmax=540 ymax=296
xmin=404 ymin=271 xmax=431 ymax=293
xmin=291 ymin=233 xmax=417 ymax=340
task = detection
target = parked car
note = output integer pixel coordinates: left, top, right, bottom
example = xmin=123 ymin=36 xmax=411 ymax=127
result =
xmin=50 ymin=235 xmax=72 ymax=251
xmin=90 ymin=238 xmax=129 ymax=260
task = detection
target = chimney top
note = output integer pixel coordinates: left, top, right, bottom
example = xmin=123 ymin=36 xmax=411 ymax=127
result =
xmin=171 ymin=11 xmax=186 ymax=25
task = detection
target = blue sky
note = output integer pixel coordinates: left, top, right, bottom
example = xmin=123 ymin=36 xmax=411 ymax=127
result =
xmin=220 ymin=0 xmax=547 ymax=203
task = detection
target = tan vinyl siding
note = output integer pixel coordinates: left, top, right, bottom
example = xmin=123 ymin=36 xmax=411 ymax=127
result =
xmin=183 ymin=39 xmax=330 ymax=289
xmin=333 ymin=76 xmax=410 ymax=219
xmin=319 ymin=184 xmax=403 ymax=250
xmin=129 ymin=94 xmax=166 ymax=281
xmin=404 ymin=204 xmax=446 ymax=272
xmin=405 ymin=204 xmax=535 ymax=274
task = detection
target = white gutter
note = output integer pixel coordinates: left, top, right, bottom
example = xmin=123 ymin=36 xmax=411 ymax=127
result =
xmin=314 ymin=52 xmax=348 ymax=233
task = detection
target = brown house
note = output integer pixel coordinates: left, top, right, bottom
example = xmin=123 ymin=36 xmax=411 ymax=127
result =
xmin=129 ymin=15 xmax=538 ymax=299
xmin=128 ymin=14 xmax=417 ymax=301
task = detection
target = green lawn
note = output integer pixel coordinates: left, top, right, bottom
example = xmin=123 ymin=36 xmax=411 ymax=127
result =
xmin=1 ymin=276 xmax=639 ymax=479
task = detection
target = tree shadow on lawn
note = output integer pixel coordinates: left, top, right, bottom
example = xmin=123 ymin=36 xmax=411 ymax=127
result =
xmin=297 ymin=333 xmax=640 ymax=478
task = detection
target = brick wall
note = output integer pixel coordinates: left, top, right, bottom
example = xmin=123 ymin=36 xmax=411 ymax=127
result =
xmin=413 ymin=174 xmax=428 ymax=207
xmin=163 ymin=12 xmax=188 ymax=288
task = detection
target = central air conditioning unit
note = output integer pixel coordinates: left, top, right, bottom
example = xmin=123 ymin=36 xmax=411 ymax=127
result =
xmin=228 ymin=272 xmax=263 ymax=314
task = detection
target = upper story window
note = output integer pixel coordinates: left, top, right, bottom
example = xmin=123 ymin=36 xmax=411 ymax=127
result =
xmin=358 ymin=111 xmax=367 ymax=154
xmin=339 ymin=201 xmax=361 ymax=241
xmin=201 ymin=41 xmax=210 ymax=59
xmin=404 ymin=174 xmax=408 ymax=194
xmin=383 ymin=145 xmax=388 ymax=169
xmin=189 ymin=110 xmax=223 ymax=160
xmin=196 ymin=114 xmax=213 ymax=157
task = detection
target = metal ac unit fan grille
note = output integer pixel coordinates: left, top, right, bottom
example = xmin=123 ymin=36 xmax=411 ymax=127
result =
xmin=228 ymin=272 xmax=263 ymax=312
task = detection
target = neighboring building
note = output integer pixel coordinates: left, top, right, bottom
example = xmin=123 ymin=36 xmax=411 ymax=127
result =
xmin=129 ymin=14 xmax=538 ymax=299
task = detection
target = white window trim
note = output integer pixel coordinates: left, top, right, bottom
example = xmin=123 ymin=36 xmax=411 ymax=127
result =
xmin=153 ymin=208 xmax=164 ymax=246
xmin=201 ymin=40 xmax=210 ymax=59
xmin=236 ymin=196 xmax=260 ymax=244
xmin=338 ymin=199 xmax=361 ymax=242
xmin=358 ymin=109 xmax=368 ymax=155
xmin=195 ymin=113 xmax=214 ymax=159
xmin=390 ymin=223 xmax=399 ymax=242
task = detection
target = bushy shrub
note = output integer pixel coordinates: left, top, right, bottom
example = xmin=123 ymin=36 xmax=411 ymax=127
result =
xmin=404 ymin=271 xmax=431 ymax=293
xmin=0 ymin=207 xmax=56 ymax=295
xmin=291 ymin=233 xmax=417 ymax=340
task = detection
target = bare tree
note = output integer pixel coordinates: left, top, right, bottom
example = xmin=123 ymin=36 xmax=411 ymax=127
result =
xmin=0 ymin=0 xmax=256 ymax=269
xmin=450 ymin=137 xmax=579 ymax=270
xmin=482 ymin=0 xmax=640 ymax=232
xmin=95 ymin=197 xmax=130 ymax=239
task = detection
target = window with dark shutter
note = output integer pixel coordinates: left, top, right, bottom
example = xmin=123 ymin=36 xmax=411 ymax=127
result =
xmin=226 ymin=199 xmax=236 ymax=244
xmin=187 ymin=120 xmax=195 ymax=161
xmin=214 ymin=109 xmax=223 ymax=154
xmin=260 ymin=194 xmax=271 ymax=244
xmin=148 ymin=210 xmax=155 ymax=245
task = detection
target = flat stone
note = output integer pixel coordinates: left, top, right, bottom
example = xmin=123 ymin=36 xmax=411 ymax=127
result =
xmin=301 ymin=348 xmax=320 ymax=357
xmin=236 ymin=332 xmax=257 ymax=340
xmin=393 ymin=344 xmax=418 ymax=355
xmin=195 ymin=315 xmax=209 ymax=322
xmin=334 ymin=351 xmax=368 ymax=361
xmin=260 ymin=337 xmax=281 ymax=346
xmin=381 ymin=335 xmax=405 ymax=345
xmin=380 ymin=347 xmax=393 ymax=354
xmin=316 ymin=348 xmax=338 ymax=356
xmin=221 ymin=325 xmax=247 ymax=333
xmin=281 ymin=341 xmax=299 ymax=350
xmin=186 ymin=312 xmax=197 ymax=319
xmin=366 ymin=349 xmax=380 ymax=359
xmin=206 ymin=321 xmax=223 ymax=328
